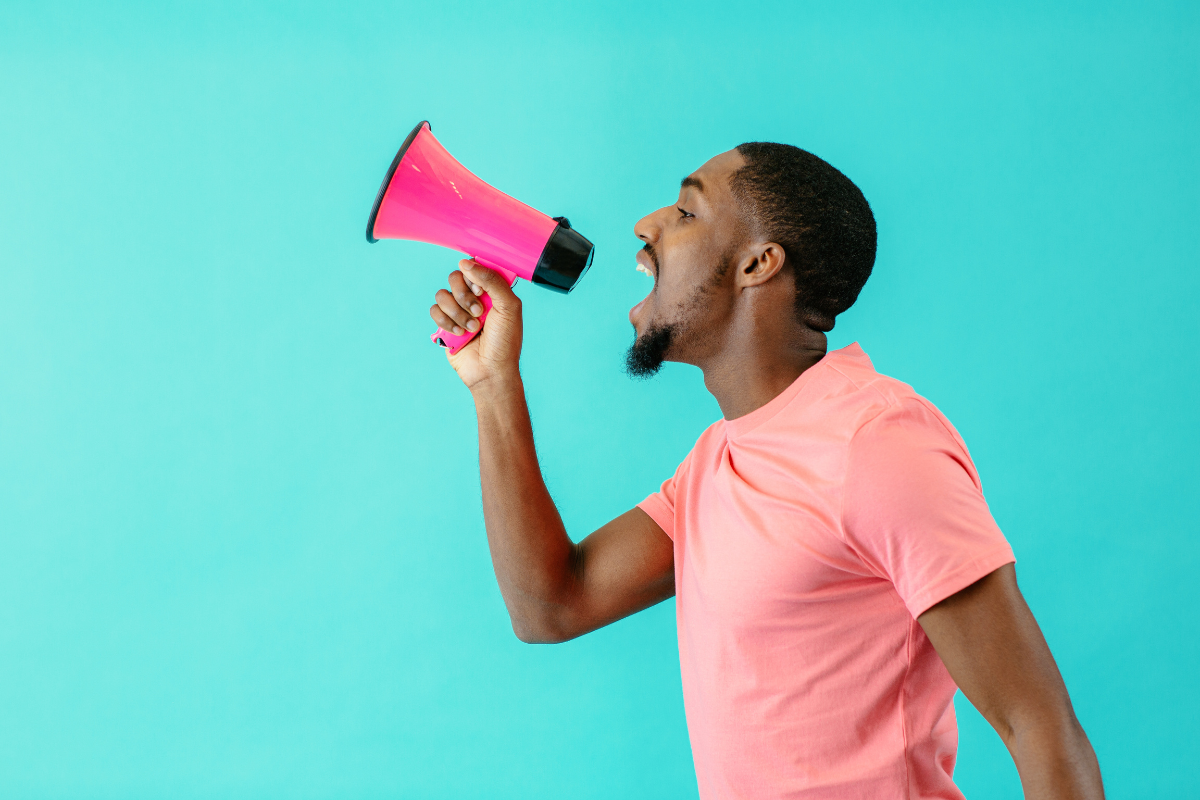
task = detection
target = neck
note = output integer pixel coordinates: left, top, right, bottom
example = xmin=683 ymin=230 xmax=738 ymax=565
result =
xmin=698 ymin=319 xmax=828 ymax=421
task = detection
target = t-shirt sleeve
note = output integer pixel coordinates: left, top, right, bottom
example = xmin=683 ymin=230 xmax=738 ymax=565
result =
xmin=842 ymin=399 xmax=1015 ymax=618
xmin=637 ymin=452 xmax=691 ymax=542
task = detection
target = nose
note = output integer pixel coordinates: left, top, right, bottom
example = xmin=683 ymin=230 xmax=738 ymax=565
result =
xmin=634 ymin=208 xmax=663 ymax=245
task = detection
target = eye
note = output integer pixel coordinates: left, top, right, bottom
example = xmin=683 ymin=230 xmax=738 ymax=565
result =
xmin=677 ymin=207 xmax=694 ymax=219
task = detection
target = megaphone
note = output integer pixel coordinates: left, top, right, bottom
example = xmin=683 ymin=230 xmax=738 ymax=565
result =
xmin=366 ymin=121 xmax=595 ymax=354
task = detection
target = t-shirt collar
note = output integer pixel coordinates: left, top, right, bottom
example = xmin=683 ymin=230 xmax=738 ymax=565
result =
xmin=723 ymin=342 xmax=867 ymax=440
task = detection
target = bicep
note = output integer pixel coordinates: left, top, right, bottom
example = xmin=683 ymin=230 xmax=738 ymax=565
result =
xmin=558 ymin=507 xmax=675 ymax=639
xmin=917 ymin=564 xmax=1076 ymax=740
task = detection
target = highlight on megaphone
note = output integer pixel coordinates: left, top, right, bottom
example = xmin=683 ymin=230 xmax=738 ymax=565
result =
xmin=366 ymin=121 xmax=595 ymax=354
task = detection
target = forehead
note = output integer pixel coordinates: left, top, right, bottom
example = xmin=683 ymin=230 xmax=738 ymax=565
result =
xmin=682 ymin=149 xmax=745 ymax=202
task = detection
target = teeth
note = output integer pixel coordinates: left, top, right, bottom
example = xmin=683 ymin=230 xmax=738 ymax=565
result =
xmin=636 ymin=264 xmax=653 ymax=277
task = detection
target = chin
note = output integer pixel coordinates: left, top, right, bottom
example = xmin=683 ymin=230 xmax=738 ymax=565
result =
xmin=625 ymin=321 xmax=677 ymax=379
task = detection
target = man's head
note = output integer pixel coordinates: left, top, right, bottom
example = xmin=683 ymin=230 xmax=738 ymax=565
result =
xmin=625 ymin=143 xmax=876 ymax=378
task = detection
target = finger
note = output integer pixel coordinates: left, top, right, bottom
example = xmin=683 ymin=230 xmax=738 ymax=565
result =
xmin=435 ymin=288 xmax=480 ymax=333
xmin=434 ymin=289 xmax=480 ymax=333
xmin=460 ymin=261 xmax=519 ymax=313
xmin=459 ymin=259 xmax=485 ymax=297
xmin=429 ymin=304 xmax=466 ymax=336
xmin=448 ymin=270 xmax=485 ymax=318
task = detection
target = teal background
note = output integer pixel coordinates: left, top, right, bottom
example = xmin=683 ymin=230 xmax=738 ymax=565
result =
xmin=1 ymin=1 xmax=1196 ymax=797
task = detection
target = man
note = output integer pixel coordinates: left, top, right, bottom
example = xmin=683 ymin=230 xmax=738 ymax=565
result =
xmin=428 ymin=143 xmax=1104 ymax=799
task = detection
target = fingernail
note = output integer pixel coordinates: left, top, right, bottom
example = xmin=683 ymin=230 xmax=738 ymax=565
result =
xmin=472 ymin=285 xmax=483 ymax=296
xmin=470 ymin=303 xmax=483 ymax=316
xmin=453 ymin=326 xmax=463 ymax=335
xmin=466 ymin=319 xmax=480 ymax=332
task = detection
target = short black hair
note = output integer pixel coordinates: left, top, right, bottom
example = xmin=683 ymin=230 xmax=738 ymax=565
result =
xmin=730 ymin=142 xmax=876 ymax=332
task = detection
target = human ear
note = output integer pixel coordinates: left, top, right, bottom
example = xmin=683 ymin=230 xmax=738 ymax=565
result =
xmin=735 ymin=242 xmax=787 ymax=288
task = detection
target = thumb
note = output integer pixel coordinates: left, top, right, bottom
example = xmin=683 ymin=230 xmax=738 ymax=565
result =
xmin=461 ymin=261 xmax=520 ymax=314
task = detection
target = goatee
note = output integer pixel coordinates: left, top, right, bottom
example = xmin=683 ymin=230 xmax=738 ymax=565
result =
xmin=625 ymin=323 xmax=675 ymax=379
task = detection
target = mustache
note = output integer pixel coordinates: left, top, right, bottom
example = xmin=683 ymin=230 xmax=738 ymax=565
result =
xmin=641 ymin=242 xmax=660 ymax=273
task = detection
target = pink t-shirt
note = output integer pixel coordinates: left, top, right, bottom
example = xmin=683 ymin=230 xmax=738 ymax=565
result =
xmin=639 ymin=343 xmax=1014 ymax=800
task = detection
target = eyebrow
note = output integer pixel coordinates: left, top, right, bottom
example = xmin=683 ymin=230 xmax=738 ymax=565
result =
xmin=680 ymin=175 xmax=705 ymax=193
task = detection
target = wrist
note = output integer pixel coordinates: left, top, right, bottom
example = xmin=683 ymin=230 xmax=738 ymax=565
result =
xmin=469 ymin=369 xmax=524 ymax=405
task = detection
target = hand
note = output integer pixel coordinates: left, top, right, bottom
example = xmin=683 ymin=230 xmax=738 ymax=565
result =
xmin=429 ymin=259 xmax=524 ymax=390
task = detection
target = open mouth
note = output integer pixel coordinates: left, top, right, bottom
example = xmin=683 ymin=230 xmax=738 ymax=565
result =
xmin=629 ymin=253 xmax=656 ymax=326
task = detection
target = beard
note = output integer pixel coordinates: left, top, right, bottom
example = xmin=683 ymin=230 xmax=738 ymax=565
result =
xmin=625 ymin=241 xmax=673 ymax=379
xmin=624 ymin=322 xmax=676 ymax=379
xmin=624 ymin=246 xmax=735 ymax=379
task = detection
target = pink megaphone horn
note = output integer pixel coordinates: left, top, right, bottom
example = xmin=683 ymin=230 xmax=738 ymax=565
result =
xmin=366 ymin=121 xmax=595 ymax=354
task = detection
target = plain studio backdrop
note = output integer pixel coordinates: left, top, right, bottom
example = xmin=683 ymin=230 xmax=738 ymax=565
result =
xmin=1 ymin=1 xmax=1196 ymax=797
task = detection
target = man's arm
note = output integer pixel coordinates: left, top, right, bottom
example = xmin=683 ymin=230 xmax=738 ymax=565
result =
xmin=918 ymin=564 xmax=1104 ymax=799
xmin=431 ymin=260 xmax=675 ymax=643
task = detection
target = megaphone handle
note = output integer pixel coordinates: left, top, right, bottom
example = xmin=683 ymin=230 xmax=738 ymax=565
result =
xmin=430 ymin=262 xmax=518 ymax=355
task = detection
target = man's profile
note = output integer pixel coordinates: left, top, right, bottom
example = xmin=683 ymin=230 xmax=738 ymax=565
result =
xmin=428 ymin=142 xmax=1104 ymax=799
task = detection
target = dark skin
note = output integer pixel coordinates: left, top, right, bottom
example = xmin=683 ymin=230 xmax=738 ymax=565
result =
xmin=429 ymin=150 xmax=1104 ymax=798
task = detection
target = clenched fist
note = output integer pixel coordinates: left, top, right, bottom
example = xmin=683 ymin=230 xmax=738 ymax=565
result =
xmin=430 ymin=259 xmax=524 ymax=390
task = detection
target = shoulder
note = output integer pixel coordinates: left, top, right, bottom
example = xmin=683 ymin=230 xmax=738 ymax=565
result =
xmin=848 ymin=392 xmax=974 ymax=470
xmin=777 ymin=348 xmax=939 ymax=447
xmin=814 ymin=345 xmax=970 ymax=455
xmin=845 ymin=392 xmax=984 ymax=504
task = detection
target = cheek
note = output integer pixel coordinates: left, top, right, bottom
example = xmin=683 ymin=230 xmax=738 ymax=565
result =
xmin=652 ymin=233 xmax=718 ymax=318
xmin=659 ymin=234 xmax=714 ymax=295
xmin=653 ymin=277 xmax=702 ymax=324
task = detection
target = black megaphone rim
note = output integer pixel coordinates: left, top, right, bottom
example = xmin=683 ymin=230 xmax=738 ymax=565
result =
xmin=366 ymin=120 xmax=430 ymax=244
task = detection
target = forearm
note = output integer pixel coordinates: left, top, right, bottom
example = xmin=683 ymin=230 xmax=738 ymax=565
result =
xmin=919 ymin=566 xmax=1104 ymax=799
xmin=471 ymin=373 xmax=577 ymax=642
xmin=1007 ymin=712 xmax=1104 ymax=799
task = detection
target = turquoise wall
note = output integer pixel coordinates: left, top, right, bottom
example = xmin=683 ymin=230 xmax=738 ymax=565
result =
xmin=1 ymin=2 xmax=1196 ymax=797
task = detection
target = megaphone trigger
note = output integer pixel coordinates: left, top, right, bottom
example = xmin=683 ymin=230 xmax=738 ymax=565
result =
xmin=366 ymin=120 xmax=594 ymax=355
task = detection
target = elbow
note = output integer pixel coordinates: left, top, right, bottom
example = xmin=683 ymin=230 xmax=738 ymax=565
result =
xmin=509 ymin=609 xmax=576 ymax=645
xmin=512 ymin=624 xmax=566 ymax=645
xmin=505 ymin=568 xmax=586 ymax=644
xmin=1003 ymin=700 xmax=1090 ymax=752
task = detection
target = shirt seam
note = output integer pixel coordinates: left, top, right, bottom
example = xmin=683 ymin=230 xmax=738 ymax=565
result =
xmin=901 ymin=618 xmax=915 ymax=800
xmin=835 ymin=392 xmax=983 ymax=551
xmin=825 ymin=359 xmax=869 ymax=391
xmin=908 ymin=396 xmax=983 ymax=489
xmin=833 ymin=394 xmax=901 ymax=553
